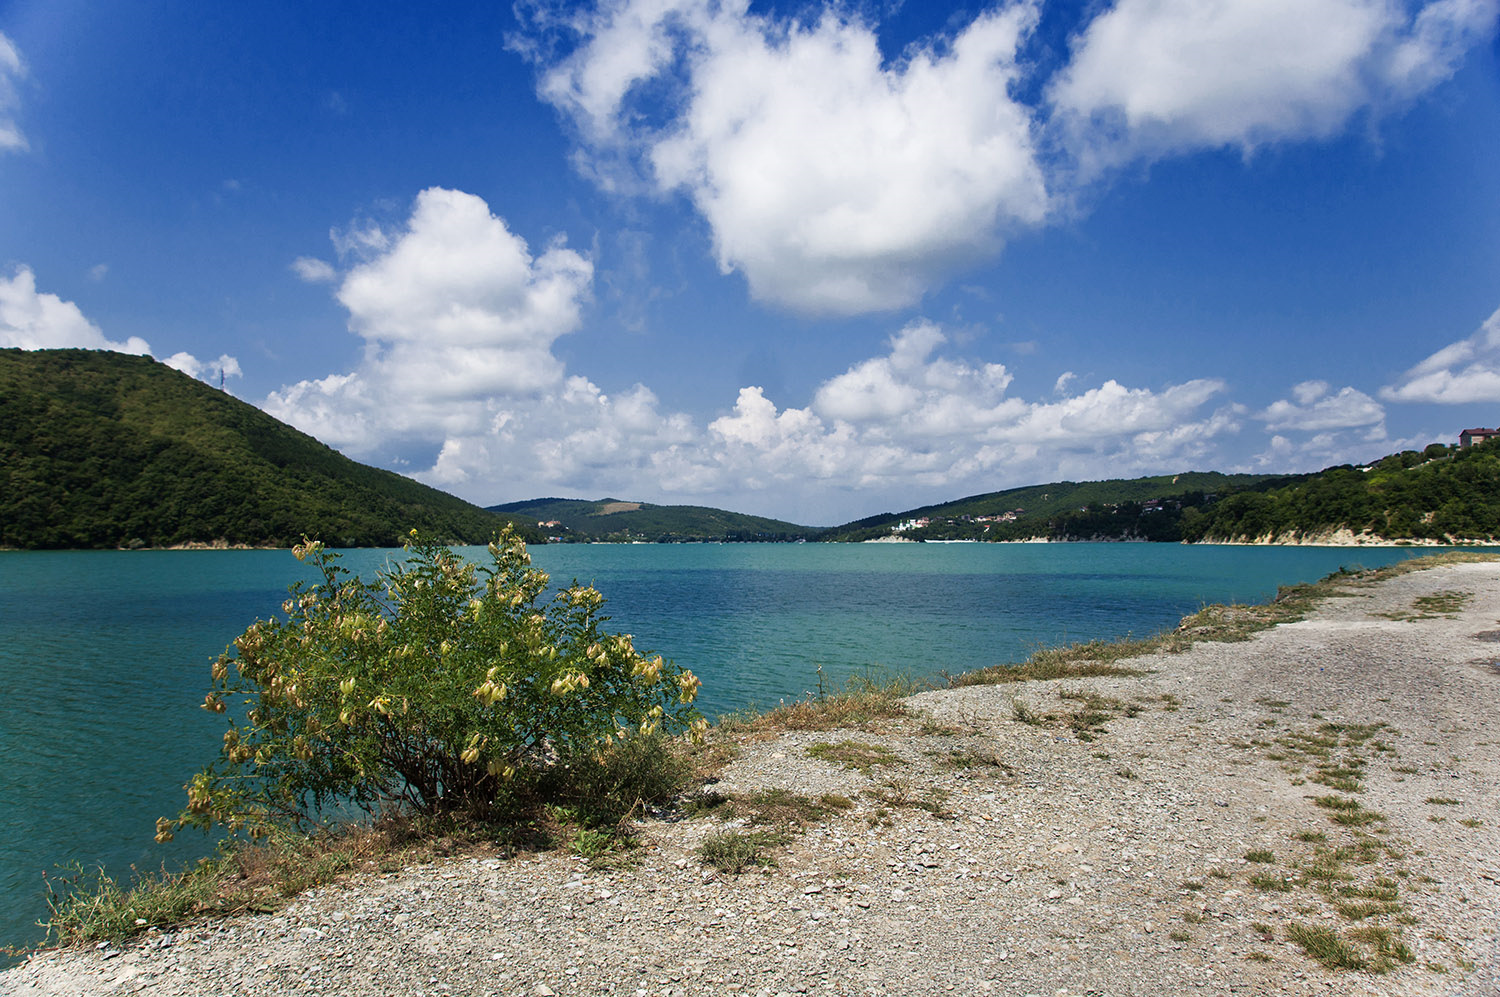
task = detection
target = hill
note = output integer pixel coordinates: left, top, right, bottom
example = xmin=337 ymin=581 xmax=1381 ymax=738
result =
xmin=822 ymin=442 xmax=1500 ymax=545
xmin=820 ymin=472 xmax=1296 ymax=542
xmin=1183 ymin=442 xmax=1500 ymax=543
xmin=0 ymin=349 xmax=536 ymax=549
xmin=487 ymin=497 xmax=817 ymax=542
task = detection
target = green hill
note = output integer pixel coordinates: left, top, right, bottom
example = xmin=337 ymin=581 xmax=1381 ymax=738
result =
xmin=823 ymin=443 xmax=1500 ymax=545
xmin=1183 ymin=442 xmax=1500 ymax=543
xmin=820 ymin=472 xmax=1293 ymax=542
xmin=0 ymin=348 xmax=536 ymax=549
xmin=487 ymin=497 xmax=817 ymax=542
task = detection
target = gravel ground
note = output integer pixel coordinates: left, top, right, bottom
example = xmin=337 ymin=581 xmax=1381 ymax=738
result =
xmin=7 ymin=560 xmax=1500 ymax=997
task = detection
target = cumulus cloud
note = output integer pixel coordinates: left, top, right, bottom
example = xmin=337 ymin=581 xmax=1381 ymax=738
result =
xmin=163 ymin=352 xmax=243 ymax=383
xmin=0 ymin=266 xmax=151 ymax=354
xmin=1380 ymin=307 xmax=1500 ymax=404
xmin=1050 ymin=0 xmax=1498 ymax=169
xmin=519 ymin=1 xmax=1495 ymax=312
xmin=265 ymin=187 xmax=598 ymax=455
xmin=528 ymin=0 xmax=1049 ymax=314
xmin=0 ymin=265 xmax=241 ymax=386
xmin=1257 ymin=380 xmax=1385 ymax=432
xmin=0 ymin=32 xmax=27 ymax=153
xmin=267 ymin=193 xmax=1237 ymax=519
xmin=1247 ymin=424 xmax=1420 ymax=473
xmin=705 ymin=331 xmax=1235 ymax=502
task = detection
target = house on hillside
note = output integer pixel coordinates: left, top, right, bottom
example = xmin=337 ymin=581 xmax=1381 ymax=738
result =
xmin=1459 ymin=428 xmax=1500 ymax=448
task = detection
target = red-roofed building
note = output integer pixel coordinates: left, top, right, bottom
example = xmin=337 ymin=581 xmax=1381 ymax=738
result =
xmin=1459 ymin=428 xmax=1500 ymax=448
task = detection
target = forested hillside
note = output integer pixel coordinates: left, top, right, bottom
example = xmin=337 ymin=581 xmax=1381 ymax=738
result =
xmin=1182 ymin=443 xmax=1500 ymax=542
xmin=0 ymin=349 xmax=534 ymax=549
xmin=820 ymin=472 xmax=1291 ymax=542
xmin=820 ymin=444 xmax=1500 ymax=544
xmin=487 ymin=497 xmax=816 ymax=542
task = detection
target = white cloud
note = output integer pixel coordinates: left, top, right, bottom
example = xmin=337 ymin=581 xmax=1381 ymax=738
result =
xmin=0 ymin=31 xmax=27 ymax=153
xmin=1245 ymin=424 xmax=1426 ymax=473
xmin=163 ymin=352 xmax=242 ymax=383
xmin=88 ymin=263 xmax=109 ymax=282
xmin=0 ymin=265 xmax=242 ymax=386
xmin=1380 ymin=306 xmax=1500 ymax=403
xmin=531 ymin=0 xmax=1049 ymax=314
xmin=520 ymin=1 xmax=1496 ymax=315
xmin=267 ymin=193 xmax=1236 ymax=521
xmin=0 ymin=266 xmax=150 ymax=354
xmin=1050 ymin=0 xmax=1499 ymax=169
xmin=292 ymin=256 xmax=337 ymax=283
xmin=1257 ymin=380 xmax=1385 ymax=432
xmin=265 ymin=187 xmax=597 ymax=453
xmin=702 ymin=350 xmax=1235 ymax=510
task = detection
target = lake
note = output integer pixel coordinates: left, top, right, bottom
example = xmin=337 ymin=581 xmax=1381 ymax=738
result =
xmin=0 ymin=541 xmax=1439 ymax=950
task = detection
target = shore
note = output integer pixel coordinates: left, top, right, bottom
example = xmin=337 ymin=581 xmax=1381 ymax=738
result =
xmin=7 ymin=559 xmax=1500 ymax=996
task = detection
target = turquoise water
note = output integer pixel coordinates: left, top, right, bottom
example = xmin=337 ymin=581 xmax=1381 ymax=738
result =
xmin=0 ymin=542 xmax=1437 ymax=950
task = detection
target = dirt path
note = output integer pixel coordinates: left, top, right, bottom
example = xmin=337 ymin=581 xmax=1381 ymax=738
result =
xmin=7 ymin=561 xmax=1500 ymax=997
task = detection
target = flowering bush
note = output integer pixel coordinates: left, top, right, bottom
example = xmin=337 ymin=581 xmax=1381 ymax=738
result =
xmin=160 ymin=527 xmax=704 ymax=841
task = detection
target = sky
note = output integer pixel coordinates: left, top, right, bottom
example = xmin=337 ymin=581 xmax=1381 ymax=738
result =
xmin=1 ymin=0 xmax=1498 ymax=526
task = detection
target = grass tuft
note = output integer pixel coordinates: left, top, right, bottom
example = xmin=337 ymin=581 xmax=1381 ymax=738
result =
xmin=696 ymin=829 xmax=787 ymax=874
xmin=718 ymin=675 xmax=912 ymax=734
xmin=806 ymin=740 xmax=903 ymax=772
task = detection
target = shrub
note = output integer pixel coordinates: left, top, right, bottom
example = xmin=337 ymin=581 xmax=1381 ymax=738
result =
xmin=159 ymin=527 xmax=705 ymax=841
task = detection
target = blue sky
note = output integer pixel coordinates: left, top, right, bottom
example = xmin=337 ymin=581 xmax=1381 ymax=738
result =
xmin=1 ymin=0 xmax=1498 ymax=525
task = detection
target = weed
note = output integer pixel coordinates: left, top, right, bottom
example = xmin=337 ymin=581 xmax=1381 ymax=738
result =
xmin=1169 ymin=929 xmax=1191 ymax=942
xmin=718 ymin=675 xmax=912 ymax=734
xmin=739 ymin=788 xmax=845 ymax=826
xmin=1425 ymin=797 xmax=1460 ymax=805
xmin=1376 ymin=590 xmax=1471 ymax=621
xmin=1249 ymin=873 xmax=1293 ymax=892
xmin=1287 ymin=923 xmax=1365 ymax=970
xmin=681 ymin=790 xmax=733 ymax=818
xmin=44 ymin=820 xmax=411 ymax=945
xmin=1349 ymin=926 xmax=1416 ymax=972
xmin=950 ymin=640 xmax=1152 ymax=686
xmin=866 ymin=777 xmax=952 ymax=819
xmin=1333 ymin=898 xmax=1404 ymax=920
xmin=1011 ymin=699 xmax=1044 ymax=725
xmin=935 ymin=747 xmax=1012 ymax=773
xmin=697 ymin=829 xmax=787 ymax=874
xmin=806 ymin=740 xmax=903 ymax=772
xmin=1244 ymin=848 xmax=1275 ymax=864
